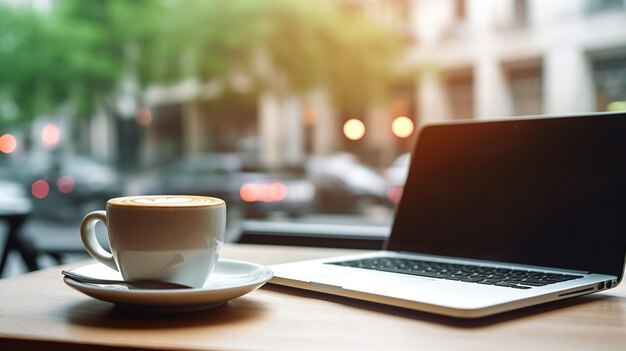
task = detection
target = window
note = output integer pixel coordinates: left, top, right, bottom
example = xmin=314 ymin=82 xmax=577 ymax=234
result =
xmin=446 ymin=71 xmax=475 ymax=120
xmin=513 ymin=0 xmax=529 ymax=26
xmin=2 ymin=0 xmax=626 ymax=277
xmin=593 ymin=57 xmax=626 ymax=111
xmin=454 ymin=0 xmax=467 ymax=21
xmin=507 ymin=65 xmax=543 ymax=116
xmin=585 ymin=0 xmax=625 ymax=14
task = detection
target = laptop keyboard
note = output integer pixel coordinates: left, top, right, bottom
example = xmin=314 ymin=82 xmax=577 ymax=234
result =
xmin=327 ymin=257 xmax=584 ymax=290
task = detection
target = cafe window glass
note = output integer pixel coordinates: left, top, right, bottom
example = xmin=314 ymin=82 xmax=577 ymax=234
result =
xmin=3 ymin=1 xmax=626 ymax=278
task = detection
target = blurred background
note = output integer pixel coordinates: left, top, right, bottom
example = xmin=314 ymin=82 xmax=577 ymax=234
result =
xmin=1 ymin=0 xmax=626 ymax=277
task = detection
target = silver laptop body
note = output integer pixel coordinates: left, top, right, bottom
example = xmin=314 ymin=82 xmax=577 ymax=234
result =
xmin=270 ymin=113 xmax=626 ymax=318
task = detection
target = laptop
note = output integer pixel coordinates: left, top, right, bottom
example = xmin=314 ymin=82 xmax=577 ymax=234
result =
xmin=270 ymin=112 xmax=626 ymax=318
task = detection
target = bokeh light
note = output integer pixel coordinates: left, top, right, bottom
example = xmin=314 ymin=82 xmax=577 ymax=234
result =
xmin=240 ymin=183 xmax=257 ymax=202
xmin=387 ymin=186 xmax=404 ymax=204
xmin=0 ymin=134 xmax=17 ymax=153
xmin=135 ymin=107 xmax=153 ymax=126
xmin=240 ymin=182 xmax=287 ymax=202
xmin=391 ymin=116 xmax=414 ymax=138
xmin=31 ymin=180 xmax=50 ymax=199
xmin=56 ymin=175 xmax=75 ymax=193
xmin=41 ymin=123 xmax=61 ymax=148
xmin=267 ymin=182 xmax=288 ymax=202
xmin=343 ymin=119 xmax=366 ymax=141
xmin=607 ymin=101 xmax=626 ymax=112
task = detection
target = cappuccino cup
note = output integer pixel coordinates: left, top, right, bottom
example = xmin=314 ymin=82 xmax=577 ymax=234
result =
xmin=80 ymin=195 xmax=226 ymax=288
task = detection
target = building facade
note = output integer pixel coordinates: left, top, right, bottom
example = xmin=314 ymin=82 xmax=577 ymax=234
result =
xmin=409 ymin=0 xmax=626 ymax=127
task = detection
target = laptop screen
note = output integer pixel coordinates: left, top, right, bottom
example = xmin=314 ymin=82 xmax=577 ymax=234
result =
xmin=388 ymin=113 xmax=626 ymax=278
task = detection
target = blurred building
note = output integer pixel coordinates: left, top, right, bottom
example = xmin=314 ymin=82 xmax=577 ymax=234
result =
xmin=405 ymin=0 xmax=626 ymax=125
xmin=133 ymin=0 xmax=626 ymax=170
xmin=27 ymin=0 xmax=623 ymax=172
xmin=7 ymin=1 xmax=626 ymax=171
xmin=358 ymin=0 xmax=626 ymax=165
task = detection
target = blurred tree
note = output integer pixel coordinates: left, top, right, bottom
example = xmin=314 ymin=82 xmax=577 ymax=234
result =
xmin=51 ymin=0 xmax=163 ymax=117
xmin=0 ymin=4 xmax=71 ymax=126
xmin=0 ymin=1 xmax=162 ymax=126
xmin=150 ymin=0 xmax=404 ymax=110
xmin=0 ymin=0 xmax=404 ymax=126
xmin=259 ymin=0 xmax=403 ymax=109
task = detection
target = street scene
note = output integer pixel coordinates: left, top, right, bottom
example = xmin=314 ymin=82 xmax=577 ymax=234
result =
xmin=2 ymin=0 xmax=626 ymax=278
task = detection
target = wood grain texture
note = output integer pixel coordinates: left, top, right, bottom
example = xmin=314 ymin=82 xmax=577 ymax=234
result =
xmin=0 ymin=244 xmax=625 ymax=351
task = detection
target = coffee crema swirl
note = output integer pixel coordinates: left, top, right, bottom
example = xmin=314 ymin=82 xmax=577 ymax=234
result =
xmin=108 ymin=195 xmax=224 ymax=208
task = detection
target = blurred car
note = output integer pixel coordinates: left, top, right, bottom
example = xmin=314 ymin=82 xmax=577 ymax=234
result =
xmin=139 ymin=153 xmax=242 ymax=202
xmin=0 ymin=178 xmax=32 ymax=215
xmin=306 ymin=153 xmax=389 ymax=214
xmin=238 ymin=164 xmax=315 ymax=218
xmin=2 ymin=152 xmax=122 ymax=220
xmin=139 ymin=153 xmax=315 ymax=219
xmin=385 ymin=153 xmax=410 ymax=204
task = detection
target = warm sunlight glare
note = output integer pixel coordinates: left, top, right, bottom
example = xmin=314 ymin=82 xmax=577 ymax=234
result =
xmin=343 ymin=119 xmax=365 ymax=141
xmin=391 ymin=116 xmax=414 ymax=138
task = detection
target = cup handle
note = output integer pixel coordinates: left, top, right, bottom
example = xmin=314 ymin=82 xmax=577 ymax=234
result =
xmin=80 ymin=210 xmax=118 ymax=271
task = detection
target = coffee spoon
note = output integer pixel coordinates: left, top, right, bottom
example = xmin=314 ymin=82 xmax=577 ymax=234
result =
xmin=62 ymin=270 xmax=192 ymax=290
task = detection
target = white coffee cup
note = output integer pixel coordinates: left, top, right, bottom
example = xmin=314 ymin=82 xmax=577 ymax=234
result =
xmin=80 ymin=195 xmax=226 ymax=288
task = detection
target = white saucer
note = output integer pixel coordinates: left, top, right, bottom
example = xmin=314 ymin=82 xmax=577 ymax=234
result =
xmin=63 ymin=259 xmax=273 ymax=313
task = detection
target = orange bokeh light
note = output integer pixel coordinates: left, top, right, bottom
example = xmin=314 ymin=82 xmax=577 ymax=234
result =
xmin=267 ymin=182 xmax=288 ymax=202
xmin=240 ymin=183 xmax=258 ymax=202
xmin=391 ymin=116 xmax=414 ymax=138
xmin=0 ymin=134 xmax=17 ymax=153
xmin=240 ymin=182 xmax=287 ymax=202
xmin=343 ymin=119 xmax=365 ymax=141
xmin=42 ymin=124 xmax=61 ymax=147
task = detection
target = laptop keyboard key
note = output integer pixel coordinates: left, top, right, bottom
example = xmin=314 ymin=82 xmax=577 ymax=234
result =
xmin=494 ymin=282 xmax=519 ymax=288
xmin=518 ymin=281 xmax=549 ymax=287
xmin=460 ymin=277 xmax=484 ymax=282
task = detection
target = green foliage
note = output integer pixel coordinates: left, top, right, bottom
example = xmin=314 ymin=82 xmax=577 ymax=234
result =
xmin=0 ymin=5 xmax=68 ymax=125
xmin=51 ymin=0 xmax=163 ymax=115
xmin=136 ymin=0 xmax=265 ymax=85
xmin=260 ymin=0 xmax=403 ymax=109
xmin=152 ymin=0 xmax=404 ymax=109
xmin=0 ymin=0 xmax=162 ymax=125
xmin=0 ymin=0 xmax=405 ymax=126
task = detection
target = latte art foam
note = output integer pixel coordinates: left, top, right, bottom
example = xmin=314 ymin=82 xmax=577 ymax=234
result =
xmin=108 ymin=195 xmax=224 ymax=208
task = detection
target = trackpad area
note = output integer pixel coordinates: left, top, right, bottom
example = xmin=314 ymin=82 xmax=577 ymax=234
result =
xmin=310 ymin=271 xmax=435 ymax=294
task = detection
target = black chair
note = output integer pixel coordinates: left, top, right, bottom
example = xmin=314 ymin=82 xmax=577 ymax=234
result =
xmin=0 ymin=211 xmax=38 ymax=276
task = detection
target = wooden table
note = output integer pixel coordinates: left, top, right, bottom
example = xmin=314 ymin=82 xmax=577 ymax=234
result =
xmin=1 ymin=244 xmax=625 ymax=350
